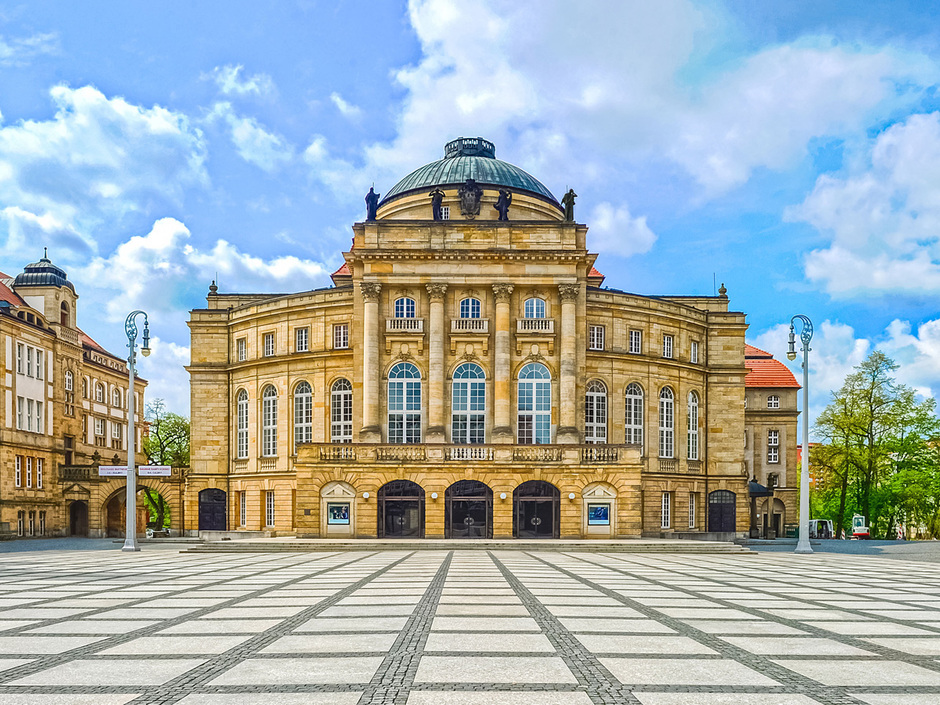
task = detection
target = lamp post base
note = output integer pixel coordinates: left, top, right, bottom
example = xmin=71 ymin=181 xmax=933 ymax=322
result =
xmin=121 ymin=539 xmax=140 ymax=552
xmin=794 ymin=541 xmax=813 ymax=554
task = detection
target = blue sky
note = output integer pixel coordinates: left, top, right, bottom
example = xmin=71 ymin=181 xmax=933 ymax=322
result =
xmin=2 ymin=0 xmax=940 ymax=431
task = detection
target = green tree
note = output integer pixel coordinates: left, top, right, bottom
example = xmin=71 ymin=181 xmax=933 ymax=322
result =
xmin=141 ymin=399 xmax=190 ymax=528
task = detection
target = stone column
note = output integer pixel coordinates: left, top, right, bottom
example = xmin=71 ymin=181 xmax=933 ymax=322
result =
xmin=360 ymin=282 xmax=382 ymax=442
xmin=426 ymin=283 xmax=448 ymax=443
xmin=492 ymin=283 xmax=514 ymax=443
xmin=557 ymin=283 xmax=580 ymax=443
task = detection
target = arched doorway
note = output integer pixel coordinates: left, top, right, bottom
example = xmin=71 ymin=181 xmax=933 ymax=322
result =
xmin=378 ymin=480 xmax=424 ymax=538
xmin=105 ymin=491 xmax=152 ymax=538
xmin=69 ymin=501 xmax=88 ymax=536
xmin=198 ymin=488 xmax=227 ymax=531
xmin=760 ymin=498 xmax=786 ymax=537
xmin=445 ymin=480 xmax=492 ymax=539
xmin=514 ymin=480 xmax=560 ymax=538
xmin=708 ymin=490 xmax=737 ymax=533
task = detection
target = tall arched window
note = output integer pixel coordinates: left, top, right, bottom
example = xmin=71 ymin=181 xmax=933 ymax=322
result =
xmin=388 ymin=362 xmax=421 ymax=443
xmin=294 ymin=381 xmax=313 ymax=451
xmin=452 ymin=363 xmax=485 ymax=444
xmin=459 ymin=298 xmax=481 ymax=319
xmin=394 ymin=297 xmax=416 ymax=318
xmin=518 ymin=363 xmax=551 ymax=444
xmin=261 ymin=385 xmax=278 ymax=457
xmin=659 ymin=387 xmax=674 ymax=458
xmin=60 ymin=302 xmax=69 ymax=326
xmin=236 ymin=390 xmax=249 ymax=458
xmin=331 ymin=379 xmax=353 ymax=443
xmin=625 ymin=383 xmax=644 ymax=447
xmin=112 ymin=388 xmax=122 ymax=408
xmin=687 ymin=391 xmax=699 ymax=460
xmin=524 ymin=298 xmax=545 ymax=319
xmin=95 ymin=383 xmax=104 ymax=403
xmin=584 ymin=380 xmax=607 ymax=444
xmin=65 ymin=371 xmax=73 ymax=392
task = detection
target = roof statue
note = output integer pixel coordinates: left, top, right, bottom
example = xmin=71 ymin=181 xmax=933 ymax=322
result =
xmin=561 ymin=188 xmax=577 ymax=222
xmin=494 ymin=188 xmax=512 ymax=221
xmin=364 ymin=187 xmax=380 ymax=221
xmin=458 ymin=178 xmax=483 ymax=219
xmin=429 ymin=188 xmax=445 ymax=220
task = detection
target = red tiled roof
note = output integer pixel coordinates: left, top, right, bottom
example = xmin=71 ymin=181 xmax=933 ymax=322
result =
xmin=745 ymin=357 xmax=800 ymax=389
xmin=332 ymin=263 xmax=350 ymax=277
xmin=79 ymin=328 xmax=117 ymax=357
xmin=589 ymin=266 xmax=603 ymax=278
xmin=745 ymin=344 xmax=773 ymax=358
xmin=0 ymin=271 xmax=25 ymax=307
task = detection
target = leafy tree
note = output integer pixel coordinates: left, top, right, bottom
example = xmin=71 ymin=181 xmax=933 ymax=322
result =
xmin=141 ymin=399 xmax=190 ymax=528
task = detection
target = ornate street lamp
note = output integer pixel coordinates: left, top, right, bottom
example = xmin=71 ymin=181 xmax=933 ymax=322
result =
xmin=122 ymin=311 xmax=150 ymax=552
xmin=788 ymin=315 xmax=813 ymax=555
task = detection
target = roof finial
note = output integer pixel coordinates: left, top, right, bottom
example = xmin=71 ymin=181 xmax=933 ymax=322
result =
xmin=208 ymin=280 xmax=218 ymax=295
xmin=43 ymin=247 xmax=48 ymax=259
xmin=718 ymin=282 xmax=727 ymax=297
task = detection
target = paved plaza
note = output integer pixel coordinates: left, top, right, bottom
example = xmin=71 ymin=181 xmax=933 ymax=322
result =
xmin=0 ymin=546 xmax=936 ymax=703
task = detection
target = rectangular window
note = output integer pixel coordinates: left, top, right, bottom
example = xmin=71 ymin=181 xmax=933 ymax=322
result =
xmin=237 ymin=338 xmax=247 ymax=362
xmin=94 ymin=418 xmax=106 ymax=437
xmin=26 ymin=457 xmax=32 ymax=488
xmin=26 ymin=346 xmax=33 ymax=377
xmin=333 ymin=323 xmax=349 ymax=350
xmin=661 ymin=492 xmax=671 ymax=529
xmin=28 ymin=511 xmax=35 ymax=536
xmin=263 ymin=333 xmax=275 ymax=357
xmin=691 ymin=341 xmax=699 ymax=364
xmin=15 ymin=456 xmax=22 ymax=487
xmin=26 ymin=399 xmax=33 ymax=432
xmin=240 ymin=491 xmax=247 ymax=527
xmin=689 ymin=492 xmax=696 ymax=528
xmin=295 ymin=327 xmax=309 ymax=352
xmin=36 ymin=401 xmax=43 ymax=434
xmin=16 ymin=344 xmax=24 ymax=374
xmin=767 ymin=430 xmax=779 ymax=463
xmin=629 ymin=330 xmax=642 ymax=354
xmin=663 ymin=335 xmax=673 ymax=359
xmin=39 ymin=511 xmax=45 ymax=536
xmin=16 ymin=397 xmax=24 ymax=430
xmin=35 ymin=350 xmax=43 ymax=380
xmin=36 ymin=458 xmax=42 ymax=489
xmin=440 ymin=205 xmax=450 ymax=220
xmin=112 ymin=422 xmax=122 ymax=439
xmin=265 ymin=490 xmax=275 ymax=527
xmin=588 ymin=325 xmax=605 ymax=351
xmin=17 ymin=511 xmax=24 ymax=537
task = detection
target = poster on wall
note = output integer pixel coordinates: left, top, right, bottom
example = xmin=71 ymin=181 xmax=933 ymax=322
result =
xmin=587 ymin=503 xmax=610 ymax=526
xmin=327 ymin=502 xmax=350 ymax=525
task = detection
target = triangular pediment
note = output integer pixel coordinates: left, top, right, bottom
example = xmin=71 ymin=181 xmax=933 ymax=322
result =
xmin=583 ymin=483 xmax=616 ymax=499
xmin=321 ymin=481 xmax=355 ymax=499
xmin=63 ymin=483 xmax=91 ymax=498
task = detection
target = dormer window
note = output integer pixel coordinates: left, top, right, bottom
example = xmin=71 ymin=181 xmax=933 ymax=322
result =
xmin=524 ymin=298 xmax=545 ymax=319
xmin=394 ymin=297 xmax=416 ymax=319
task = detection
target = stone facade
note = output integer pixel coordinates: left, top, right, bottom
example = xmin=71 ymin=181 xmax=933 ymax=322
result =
xmin=187 ymin=138 xmax=756 ymax=539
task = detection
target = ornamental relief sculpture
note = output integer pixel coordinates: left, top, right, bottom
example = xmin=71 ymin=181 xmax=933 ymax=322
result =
xmin=558 ymin=283 xmax=580 ymax=301
xmin=426 ymin=283 xmax=448 ymax=301
xmin=359 ymin=282 xmax=382 ymax=302
xmin=491 ymin=283 xmax=514 ymax=302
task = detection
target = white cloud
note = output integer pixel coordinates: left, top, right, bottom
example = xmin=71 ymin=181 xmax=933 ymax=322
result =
xmin=206 ymin=102 xmax=293 ymax=172
xmin=790 ymin=112 xmax=940 ymax=296
xmin=0 ymin=31 xmax=58 ymax=66
xmin=586 ymin=202 xmax=657 ymax=257
xmin=205 ymin=64 xmax=275 ymax=98
xmin=303 ymin=135 xmax=366 ymax=198
xmin=330 ymin=92 xmax=362 ymax=120
xmin=137 ymin=337 xmax=191 ymax=415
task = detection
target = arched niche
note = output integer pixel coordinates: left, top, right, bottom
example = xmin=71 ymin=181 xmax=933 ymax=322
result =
xmin=582 ymin=482 xmax=617 ymax=538
xmin=320 ymin=481 xmax=356 ymax=537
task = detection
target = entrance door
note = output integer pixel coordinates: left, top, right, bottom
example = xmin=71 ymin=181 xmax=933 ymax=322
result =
xmin=378 ymin=480 xmax=425 ymax=538
xmin=708 ymin=490 xmax=736 ymax=532
xmin=445 ymin=481 xmax=492 ymax=539
xmin=514 ymin=480 xmax=560 ymax=539
xmin=198 ymin=489 xmax=227 ymax=531
xmin=69 ymin=501 xmax=89 ymax=536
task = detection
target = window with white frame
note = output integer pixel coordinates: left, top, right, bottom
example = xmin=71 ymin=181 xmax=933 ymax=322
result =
xmin=768 ymin=473 xmax=779 ymax=488
xmin=523 ymin=298 xmax=546 ymax=319
xmin=26 ymin=399 xmax=33 ymax=432
xmin=767 ymin=395 xmax=780 ymax=409
xmin=36 ymin=458 xmax=42 ymax=489
xmin=35 ymin=401 xmax=42 ymax=433
xmin=16 ymin=344 xmax=24 ymax=374
xmin=293 ymin=381 xmax=313 ymax=451
xmin=261 ymin=386 xmax=278 ymax=457
xmin=687 ymin=391 xmax=699 ymax=460
xmin=111 ymin=422 xmax=123 ymax=440
xmin=17 ymin=512 xmax=24 ymax=537
xmin=295 ymin=327 xmax=309 ymax=352
xmin=26 ymin=346 xmax=32 ymax=377
xmin=95 ymin=383 xmax=104 ymax=403
xmin=14 ymin=456 xmax=21 ymax=487
xmin=237 ymin=338 xmax=247 ymax=361
xmin=659 ymin=387 xmax=674 ymax=458
xmin=625 ymin=383 xmax=644 ymax=447
xmin=65 ymin=370 xmax=73 ymax=392
xmin=459 ymin=297 xmax=481 ymax=319
xmin=94 ymin=417 xmax=106 ymax=437
xmin=452 ymin=363 xmax=485 ymax=444
xmin=663 ymin=335 xmax=673 ymax=359
xmin=35 ymin=350 xmax=43 ymax=380
xmin=28 ymin=511 xmax=35 ymax=536
xmin=394 ymin=297 xmax=416 ymax=319
xmin=691 ymin=341 xmax=699 ymax=364
xmin=16 ymin=397 xmax=24 ymax=430
xmin=265 ymin=490 xmax=275 ymax=527
xmin=26 ymin=457 xmax=32 ymax=488
xmin=588 ymin=325 xmax=605 ymax=351
xmin=388 ymin=363 xmax=422 ymax=443
xmin=236 ymin=390 xmax=249 ymax=458
xmin=629 ymin=329 xmax=642 ymax=354
xmin=240 ymin=491 xmax=247 ymax=526
xmin=112 ymin=388 xmax=121 ymax=408
xmin=440 ymin=205 xmax=450 ymax=220
xmin=767 ymin=429 xmax=779 ymax=463
xmin=584 ymin=380 xmax=607 ymax=443
xmin=263 ymin=333 xmax=275 ymax=357
xmin=518 ymin=363 xmax=551 ymax=444
xmin=331 ymin=379 xmax=353 ymax=443
xmin=689 ymin=492 xmax=696 ymax=528
xmin=661 ymin=492 xmax=671 ymax=528
xmin=333 ymin=323 xmax=349 ymax=349
xmin=39 ymin=510 xmax=45 ymax=535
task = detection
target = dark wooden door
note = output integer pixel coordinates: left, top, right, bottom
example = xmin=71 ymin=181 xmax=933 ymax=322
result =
xmin=708 ymin=490 xmax=736 ymax=532
xmin=198 ymin=489 xmax=227 ymax=531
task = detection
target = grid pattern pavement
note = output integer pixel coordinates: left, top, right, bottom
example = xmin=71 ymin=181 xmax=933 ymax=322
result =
xmin=0 ymin=546 xmax=936 ymax=703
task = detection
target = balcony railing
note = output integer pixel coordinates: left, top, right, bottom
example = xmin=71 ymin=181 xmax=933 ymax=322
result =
xmin=451 ymin=319 xmax=489 ymax=333
xmin=659 ymin=459 xmax=677 ymax=473
xmin=376 ymin=446 xmax=426 ymax=462
xmin=55 ymin=324 xmax=81 ymax=347
xmin=516 ymin=319 xmax=554 ymax=334
xmin=260 ymin=458 xmax=276 ymax=472
xmin=386 ymin=318 xmax=424 ymax=333
xmin=447 ymin=446 xmax=495 ymax=461
xmin=581 ymin=445 xmax=620 ymax=463
xmin=686 ymin=460 xmax=702 ymax=474
xmin=512 ymin=446 xmax=563 ymax=462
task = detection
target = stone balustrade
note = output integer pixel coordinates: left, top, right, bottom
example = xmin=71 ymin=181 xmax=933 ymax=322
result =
xmin=386 ymin=318 xmax=424 ymax=333
xmin=516 ymin=318 xmax=554 ymax=333
xmin=451 ymin=319 xmax=489 ymax=333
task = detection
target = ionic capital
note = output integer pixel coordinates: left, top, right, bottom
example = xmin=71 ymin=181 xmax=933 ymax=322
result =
xmin=360 ymin=282 xmax=382 ymax=303
xmin=558 ymin=283 xmax=580 ymax=302
xmin=426 ymin=283 xmax=448 ymax=302
xmin=492 ymin=283 xmax=514 ymax=303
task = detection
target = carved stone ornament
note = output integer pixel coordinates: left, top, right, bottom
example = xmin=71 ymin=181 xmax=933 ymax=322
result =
xmin=558 ymin=283 xmax=580 ymax=301
xmin=360 ymin=282 xmax=382 ymax=303
xmin=458 ymin=178 xmax=483 ymax=218
xmin=426 ymin=283 xmax=448 ymax=301
xmin=492 ymin=283 xmax=514 ymax=302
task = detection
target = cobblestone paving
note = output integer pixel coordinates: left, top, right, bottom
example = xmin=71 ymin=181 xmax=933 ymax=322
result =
xmin=0 ymin=546 xmax=937 ymax=704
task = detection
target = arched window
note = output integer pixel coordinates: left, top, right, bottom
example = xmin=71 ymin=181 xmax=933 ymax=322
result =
xmin=452 ymin=363 xmax=485 ymax=444
xmin=524 ymin=298 xmax=545 ymax=319
xmin=82 ymin=378 xmax=88 ymax=398
xmin=60 ymin=302 xmax=69 ymax=326
xmin=95 ymin=383 xmax=104 ymax=403
xmin=687 ymin=391 xmax=699 ymax=460
xmin=584 ymin=380 xmax=607 ymax=444
xmin=659 ymin=387 xmax=674 ymax=458
xmin=293 ymin=381 xmax=312 ymax=451
xmin=459 ymin=297 xmax=481 ymax=319
xmin=388 ymin=362 xmax=421 ymax=443
xmin=625 ymin=383 xmax=644 ymax=447
xmin=236 ymin=390 xmax=249 ymax=458
xmin=331 ymin=379 xmax=353 ymax=443
xmin=518 ymin=363 xmax=551 ymax=444
xmin=112 ymin=388 xmax=121 ymax=408
xmin=394 ymin=297 xmax=416 ymax=319
xmin=767 ymin=394 xmax=780 ymax=409
xmin=65 ymin=371 xmax=73 ymax=392
xmin=261 ymin=385 xmax=278 ymax=457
